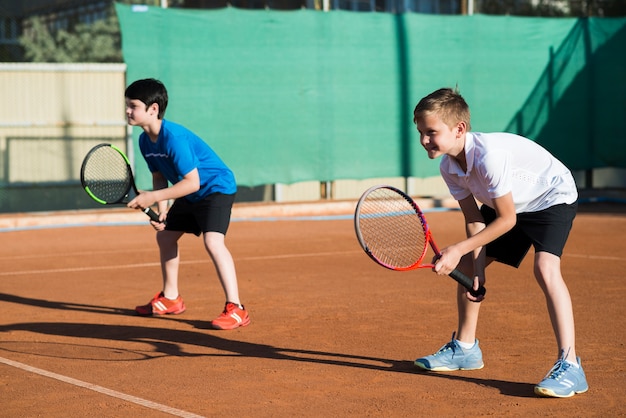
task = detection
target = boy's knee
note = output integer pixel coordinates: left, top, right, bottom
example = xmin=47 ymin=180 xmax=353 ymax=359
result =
xmin=203 ymin=234 xmax=226 ymax=252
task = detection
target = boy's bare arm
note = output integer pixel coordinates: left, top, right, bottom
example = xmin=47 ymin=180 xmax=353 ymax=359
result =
xmin=128 ymin=168 xmax=201 ymax=213
xmin=458 ymin=196 xmax=487 ymax=280
xmin=152 ymin=171 xmax=169 ymax=219
xmin=435 ymin=193 xmax=516 ymax=276
xmin=457 ymin=192 xmax=516 ymax=256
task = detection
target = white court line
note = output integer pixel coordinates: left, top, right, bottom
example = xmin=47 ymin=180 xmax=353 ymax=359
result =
xmin=0 ymin=356 xmax=204 ymax=418
xmin=0 ymin=262 xmax=160 ymax=277
xmin=0 ymin=250 xmax=360 ymax=277
xmin=565 ymin=253 xmax=624 ymax=261
xmin=4 ymin=250 xmax=618 ymax=278
xmin=0 ymin=248 xmax=154 ymax=261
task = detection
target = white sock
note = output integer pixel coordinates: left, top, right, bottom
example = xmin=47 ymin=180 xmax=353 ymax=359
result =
xmin=455 ymin=339 xmax=475 ymax=350
xmin=566 ymin=359 xmax=579 ymax=368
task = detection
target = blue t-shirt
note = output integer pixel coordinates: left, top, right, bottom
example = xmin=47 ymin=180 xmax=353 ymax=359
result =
xmin=138 ymin=119 xmax=236 ymax=202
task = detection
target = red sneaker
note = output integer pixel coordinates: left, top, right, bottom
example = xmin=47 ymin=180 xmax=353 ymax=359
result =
xmin=135 ymin=292 xmax=186 ymax=316
xmin=211 ymin=302 xmax=250 ymax=330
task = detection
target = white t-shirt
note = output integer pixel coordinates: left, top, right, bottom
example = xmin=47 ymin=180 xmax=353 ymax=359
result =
xmin=440 ymin=132 xmax=578 ymax=213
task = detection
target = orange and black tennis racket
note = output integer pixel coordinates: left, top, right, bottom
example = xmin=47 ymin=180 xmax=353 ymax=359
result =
xmin=354 ymin=185 xmax=485 ymax=298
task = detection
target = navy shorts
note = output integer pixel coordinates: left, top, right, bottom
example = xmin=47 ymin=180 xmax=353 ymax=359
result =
xmin=481 ymin=202 xmax=577 ymax=268
xmin=165 ymin=193 xmax=235 ymax=236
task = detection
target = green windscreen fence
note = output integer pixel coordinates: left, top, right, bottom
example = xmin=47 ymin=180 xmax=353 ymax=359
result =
xmin=115 ymin=4 xmax=626 ymax=189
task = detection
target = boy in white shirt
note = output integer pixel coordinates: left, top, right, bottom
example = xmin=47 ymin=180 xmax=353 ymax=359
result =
xmin=412 ymin=87 xmax=587 ymax=398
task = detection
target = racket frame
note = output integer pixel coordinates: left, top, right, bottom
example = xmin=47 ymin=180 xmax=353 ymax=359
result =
xmin=80 ymin=143 xmax=161 ymax=222
xmin=354 ymin=185 xmax=486 ymax=298
xmin=355 ymin=185 xmax=432 ymax=271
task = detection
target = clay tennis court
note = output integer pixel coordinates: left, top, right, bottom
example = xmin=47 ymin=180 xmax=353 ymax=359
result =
xmin=1 ymin=200 xmax=625 ymax=417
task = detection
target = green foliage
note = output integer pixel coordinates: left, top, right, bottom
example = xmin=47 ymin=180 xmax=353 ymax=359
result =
xmin=19 ymin=14 xmax=122 ymax=63
xmin=478 ymin=0 xmax=626 ymax=17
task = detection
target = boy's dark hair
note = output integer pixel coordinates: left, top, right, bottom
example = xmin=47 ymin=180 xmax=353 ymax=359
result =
xmin=413 ymin=87 xmax=471 ymax=131
xmin=125 ymin=78 xmax=168 ymax=119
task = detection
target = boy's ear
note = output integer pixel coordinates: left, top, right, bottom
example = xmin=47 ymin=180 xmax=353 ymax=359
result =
xmin=148 ymin=102 xmax=159 ymax=116
xmin=455 ymin=121 xmax=467 ymax=137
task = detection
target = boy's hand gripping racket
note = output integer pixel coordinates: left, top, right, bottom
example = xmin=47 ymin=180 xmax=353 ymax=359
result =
xmin=80 ymin=143 xmax=161 ymax=222
xmin=354 ymin=185 xmax=486 ymax=298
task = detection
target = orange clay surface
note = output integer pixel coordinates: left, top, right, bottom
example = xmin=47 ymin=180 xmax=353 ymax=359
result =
xmin=0 ymin=201 xmax=625 ymax=417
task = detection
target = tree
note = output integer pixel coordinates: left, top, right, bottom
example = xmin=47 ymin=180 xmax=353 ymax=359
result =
xmin=478 ymin=0 xmax=626 ymax=16
xmin=19 ymin=14 xmax=122 ymax=63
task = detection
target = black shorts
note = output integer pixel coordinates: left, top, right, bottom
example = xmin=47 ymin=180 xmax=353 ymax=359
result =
xmin=165 ymin=193 xmax=235 ymax=236
xmin=481 ymin=202 xmax=577 ymax=268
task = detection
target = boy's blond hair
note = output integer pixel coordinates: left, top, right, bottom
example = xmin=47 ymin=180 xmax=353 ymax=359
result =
xmin=413 ymin=87 xmax=471 ymax=131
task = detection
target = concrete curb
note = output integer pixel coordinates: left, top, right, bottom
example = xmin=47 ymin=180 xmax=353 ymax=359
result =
xmin=0 ymin=197 xmax=459 ymax=231
xmin=3 ymin=188 xmax=624 ymax=231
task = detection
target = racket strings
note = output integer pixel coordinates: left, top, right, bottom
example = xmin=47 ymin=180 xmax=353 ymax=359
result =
xmin=358 ymin=189 xmax=428 ymax=269
xmin=82 ymin=146 xmax=133 ymax=203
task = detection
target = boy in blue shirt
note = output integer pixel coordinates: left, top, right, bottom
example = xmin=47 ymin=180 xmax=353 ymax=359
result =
xmin=125 ymin=78 xmax=249 ymax=330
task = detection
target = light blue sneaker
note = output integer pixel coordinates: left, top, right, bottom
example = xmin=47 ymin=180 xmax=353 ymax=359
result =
xmin=414 ymin=332 xmax=484 ymax=371
xmin=534 ymin=351 xmax=589 ymax=398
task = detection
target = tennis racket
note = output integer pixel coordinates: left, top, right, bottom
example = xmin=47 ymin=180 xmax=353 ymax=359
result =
xmin=354 ymin=185 xmax=486 ymax=298
xmin=80 ymin=143 xmax=161 ymax=222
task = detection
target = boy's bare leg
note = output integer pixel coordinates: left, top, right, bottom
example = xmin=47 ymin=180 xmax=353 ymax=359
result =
xmin=414 ymin=254 xmax=484 ymax=371
xmin=534 ymin=251 xmax=577 ymax=362
xmin=204 ymin=231 xmax=241 ymax=305
xmin=455 ymin=254 xmax=485 ymax=344
xmin=157 ymin=230 xmax=184 ymax=299
xmin=456 ymin=286 xmax=481 ymax=344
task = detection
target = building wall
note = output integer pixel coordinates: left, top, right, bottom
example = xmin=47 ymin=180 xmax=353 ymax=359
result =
xmin=0 ymin=63 xmax=128 ymax=212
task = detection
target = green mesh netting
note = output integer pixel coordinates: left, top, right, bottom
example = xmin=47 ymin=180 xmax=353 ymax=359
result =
xmin=116 ymin=4 xmax=626 ymax=188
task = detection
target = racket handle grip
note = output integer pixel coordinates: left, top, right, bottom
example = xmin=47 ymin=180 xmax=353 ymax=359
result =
xmin=450 ymin=269 xmax=486 ymax=298
xmin=143 ymin=207 xmax=162 ymax=223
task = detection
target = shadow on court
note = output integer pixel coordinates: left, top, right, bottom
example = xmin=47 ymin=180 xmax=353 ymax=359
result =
xmin=0 ymin=293 xmax=535 ymax=398
xmin=0 ymin=315 xmax=536 ymax=399
xmin=0 ymin=292 xmax=135 ymax=316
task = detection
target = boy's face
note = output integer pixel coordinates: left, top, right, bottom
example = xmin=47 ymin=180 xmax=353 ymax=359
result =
xmin=415 ymin=112 xmax=465 ymax=160
xmin=125 ymin=98 xmax=157 ymax=126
